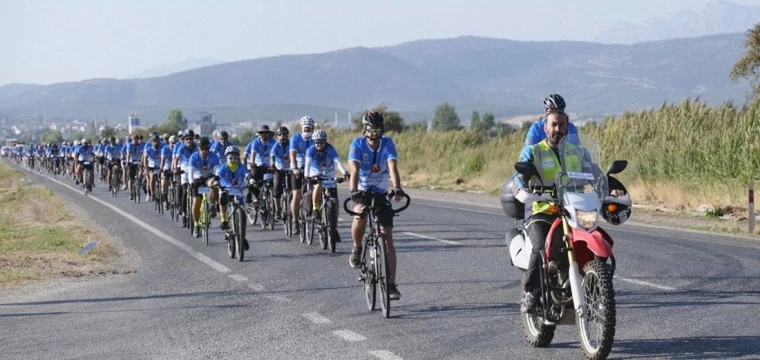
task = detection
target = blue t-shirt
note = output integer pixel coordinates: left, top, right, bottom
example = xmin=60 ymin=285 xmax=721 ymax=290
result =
xmin=210 ymin=140 xmax=228 ymax=165
xmin=174 ymin=142 xmax=199 ymax=168
xmin=305 ymin=144 xmax=341 ymax=187
xmin=160 ymin=144 xmax=173 ymax=170
xmin=289 ymin=133 xmax=313 ymax=168
xmin=125 ymin=142 xmax=142 ymax=163
xmin=104 ymin=143 xmax=122 ymax=160
xmin=271 ymin=142 xmax=291 ymax=171
xmin=217 ymin=163 xmax=249 ymax=200
xmin=525 ymin=119 xmax=579 ymax=146
xmin=246 ymin=137 xmax=276 ymax=167
xmin=144 ymin=144 xmax=162 ymax=168
xmin=347 ymin=136 xmax=397 ymax=193
xmin=188 ymin=152 xmax=220 ymax=179
xmin=75 ymin=145 xmax=95 ymax=162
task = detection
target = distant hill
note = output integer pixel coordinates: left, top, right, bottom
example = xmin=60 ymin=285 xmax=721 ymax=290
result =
xmin=595 ymin=1 xmax=760 ymax=44
xmin=0 ymin=83 xmax=43 ymax=101
xmin=127 ymin=57 xmax=225 ymax=79
xmin=0 ymin=32 xmax=752 ymax=124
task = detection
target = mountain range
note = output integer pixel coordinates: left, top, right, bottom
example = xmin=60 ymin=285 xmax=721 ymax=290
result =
xmin=0 ymin=32 xmax=752 ymax=125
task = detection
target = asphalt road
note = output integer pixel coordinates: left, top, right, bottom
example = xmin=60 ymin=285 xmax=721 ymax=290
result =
xmin=2 ymin=162 xmax=759 ymax=360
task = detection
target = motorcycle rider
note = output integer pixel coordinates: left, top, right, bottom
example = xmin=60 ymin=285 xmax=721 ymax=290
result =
xmin=512 ymin=109 xmax=571 ymax=313
xmin=524 ymin=94 xmax=578 ymax=147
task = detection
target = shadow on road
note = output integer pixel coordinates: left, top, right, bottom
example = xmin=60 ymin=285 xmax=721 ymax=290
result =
xmin=611 ymin=336 xmax=760 ymax=359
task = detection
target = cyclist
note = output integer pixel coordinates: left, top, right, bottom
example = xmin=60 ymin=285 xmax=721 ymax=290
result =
xmin=245 ymin=124 xmax=276 ymax=207
xmin=289 ymin=116 xmax=315 ymax=234
xmin=74 ymin=138 xmax=95 ymax=190
xmin=172 ymin=130 xmax=198 ymax=227
xmin=188 ymin=136 xmax=220 ymax=237
xmin=159 ymin=135 xmax=178 ymax=208
xmin=143 ymin=133 xmax=163 ymax=202
xmin=210 ymin=130 xmax=230 ymax=165
xmin=49 ymin=143 xmax=61 ymax=174
xmin=125 ymin=134 xmax=143 ymax=200
xmin=347 ymin=111 xmax=405 ymax=300
xmin=270 ymin=126 xmax=291 ymax=220
xmin=217 ymin=146 xmax=249 ymax=251
xmin=104 ymin=137 xmax=122 ymax=191
xmin=304 ymin=129 xmax=348 ymax=229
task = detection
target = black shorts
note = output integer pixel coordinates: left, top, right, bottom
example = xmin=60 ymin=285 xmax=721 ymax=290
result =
xmin=128 ymin=163 xmax=140 ymax=179
xmin=77 ymin=160 xmax=94 ymax=171
xmin=107 ymin=159 xmax=121 ymax=170
xmin=191 ymin=175 xmax=215 ymax=197
xmin=292 ymin=168 xmax=304 ymax=191
xmin=273 ymin=170 xmax=292 ymax=198
xmin=97 ymin=156 xmax=105 ymax=165
xmin=354 ymin=193 xmax=394 ymax=228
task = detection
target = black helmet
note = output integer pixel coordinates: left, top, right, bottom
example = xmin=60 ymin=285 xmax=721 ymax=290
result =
xmin=362 ymin=111 xmax=384 ymax=128
xmin=277 ymin=126 xmax=289 ymax=136
xmin=220 ymin=131 xmax=229 ymax=140
xmin=150 ymin=132 xmax=161 ymax=141
xmin=198 ymin=136 xmax=211 ymax=149
xmin=109 ymin=136 xmax=116 ymax=142
xmin=185 ymin=129 xmax=195 ymax=139
xmin=543 ymin=94 xmax=566 ymax=111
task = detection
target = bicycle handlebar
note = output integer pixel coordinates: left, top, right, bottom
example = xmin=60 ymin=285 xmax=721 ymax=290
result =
xmin=343 ymin=192 xmax=411 ymax=217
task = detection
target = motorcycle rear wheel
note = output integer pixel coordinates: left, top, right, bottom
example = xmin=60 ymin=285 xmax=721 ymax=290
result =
xmin=520 ymin=270 xmax=556 ymax=347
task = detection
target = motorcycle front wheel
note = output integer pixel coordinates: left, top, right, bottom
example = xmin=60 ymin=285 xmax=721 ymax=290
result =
xmin=578 ymin=259 xmax=616 ymax=360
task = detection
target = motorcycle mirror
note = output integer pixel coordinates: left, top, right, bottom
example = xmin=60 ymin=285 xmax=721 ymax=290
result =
xmin=606 ymin=160 xmax=628 ymax=175
xmin=514 ymin=162 xmax=541 ymax=181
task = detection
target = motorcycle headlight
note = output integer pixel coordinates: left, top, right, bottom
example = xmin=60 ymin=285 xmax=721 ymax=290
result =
xmin=575 ymin=210 xmax=598 ymax=230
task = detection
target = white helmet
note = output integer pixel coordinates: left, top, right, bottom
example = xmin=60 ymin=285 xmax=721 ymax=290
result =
xmin=299 ymin=116 xmax=315 ymax=127
xmin=312 ymin=129 xmax=328 ymax=141
xmin=73 ymin=140 xmax=80 ymax=146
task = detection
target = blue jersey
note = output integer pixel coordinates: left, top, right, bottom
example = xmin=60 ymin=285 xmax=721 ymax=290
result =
xmin=217 ymin=163 xmax=248 ymax=199
xmin=246 ymin=137 xmax=276 ymax=167
xmin=525 ymin=119 xmax=579 ymax=146
xmin=160 ymin=144 xmax=173 ymax=170
xmin=289 ymin=133 xmax=313 ymax=168
xmin=210 ymin=140 xmax=228 ymax=165
xmin=271 ymin=142 xmax=291 ymax=171
xmin=348 ymin=136 xmax=398 ymax=193
xmin=188 ymin=152 xmax=220 ymax=179
xmin=144 ymin=144 xmax=162 ymax=168
xmin=174 ymin=142 xmax=199 ymax=168
xmin=75 ymin=145 xmax=95 ymax=162
xmin=104 ymin=144 xmax=122 ymax=160
xmin=125 ymin=142 xmax=142 ymax=163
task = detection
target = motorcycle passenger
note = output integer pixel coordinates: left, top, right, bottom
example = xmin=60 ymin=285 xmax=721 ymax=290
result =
xmin=303 ymin=129 xmax=348 ymax=230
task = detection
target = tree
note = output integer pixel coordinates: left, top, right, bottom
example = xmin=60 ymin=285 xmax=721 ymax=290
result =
xmin=100 ymin=126 xmax=121 ymax=139
xmin=481 ymin=112 xmax=496 ymax=131
xmin=350 ymin=103 xmax=406 ymax=132
xmin=41 ymin=130 xmax=63 ymax=144
xmin=232 ymin=129 xmax=255 ymax=146
xmin=160 ymin=109 xmax=185 ymax=135
xmin=470 ymin=110 xmax=481 ymax=131
xmin=432 ymin=102 xmax=463 ymax=131
xmin=730 ymin=23 xmax=760 ymax=98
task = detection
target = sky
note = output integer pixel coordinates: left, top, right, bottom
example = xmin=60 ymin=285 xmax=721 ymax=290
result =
xmin=2 ymin=0 xmax=759 ymax=86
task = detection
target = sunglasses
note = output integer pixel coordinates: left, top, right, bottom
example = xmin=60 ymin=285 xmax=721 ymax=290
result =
xmin=366 ymin=127 xmax=383 ymax=134
xmin=314 ymin=140 xmax=326 ymax=145
xmin=227 ymin=156 xmax=239 ymax=160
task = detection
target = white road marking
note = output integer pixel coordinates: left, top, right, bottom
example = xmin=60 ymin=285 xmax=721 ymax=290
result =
xmin=403 ymin=232 xmax=462 ymax=245
xmin=229 ymin=274 xmax=248 ymax=282
xmin=615 ymin=276 xmax=676 ymax=291
xmin=301 ymin=312 xmax=332 ymax=324
xmin=249 ymin=284 xmax=265 ymax=291
xmin=39 ymin=173 xmax=232 ymax=274
xmin=332 ymin=329 xmax=366 ymax=342
xmin=369 ymin=350 xmax=404 ymax=360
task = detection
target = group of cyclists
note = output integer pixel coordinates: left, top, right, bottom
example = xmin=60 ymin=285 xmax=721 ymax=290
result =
xmin=10 ymin=111 xmax=408 ymax=300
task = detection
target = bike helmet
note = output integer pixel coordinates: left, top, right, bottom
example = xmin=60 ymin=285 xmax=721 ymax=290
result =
xmin=220 ymin=131 xmax=229 ymax=141
xmin=543 ymin=94 xmax=566 ymax=111
xmin=362 ymin=111 xmax=385 ymax=128
xmin=109 ymin=136 xmax=116 ymax=143
xmin=116 ymin=138 xmax=122 ymax=145
xmin=312 ymin=129 xmax=328 ymax=142
xmin=299 ymin=116 xmax=315 ymax=128
xmin=224 ymin=145 xmax=240 ymax=157
xmin=82 ymin=138 xmax=90 ymax=144
xmin=602 ymin=193 xmax=632 ymax=225
xmin=184 ymin=129 xmax=195 ymax=139
xmin=73 ymin=140 xmax=80 ymax=146
xmin=169 ymin=135 xmax=177 ymax=144
xmin=150 ymin=132 xmax=161 ymax=141
xmin=162 ymin=133 xmax=169 ymax=142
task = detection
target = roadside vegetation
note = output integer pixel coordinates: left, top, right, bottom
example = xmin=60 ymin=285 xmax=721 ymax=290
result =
xmin=0 ymin=161 xmax=118 ymax=287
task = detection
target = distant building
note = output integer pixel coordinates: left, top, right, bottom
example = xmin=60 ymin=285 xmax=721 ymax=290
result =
xmin=193 ymin=113 xmax=215 ymax=137
xmin=128 ymin=112 xmax=143 ymax=134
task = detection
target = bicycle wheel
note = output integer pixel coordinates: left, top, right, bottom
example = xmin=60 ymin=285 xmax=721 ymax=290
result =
xmin=236 ymin=207 xmax=246 ymax=262
xmin=282 ymin=194 xmax=290 ymax=236
xmin=187 ymin=193 xmax=194 ymax=235
xmin=377 ymin=236 xmax=391 ymax=318
xmin=202 ymin=197 xmax=210 ymax=246
xmin=168 ymin=184 xmax=176 ymax=220
xmin=299 ymin=219 xmax=306 ymax=244
xmin=325 ymin=198 xmax=337 ymax=253
xmin=83 ymin=169 xmax=89 ymax=196
xmin=307 ymin=216 xmax=315 ymax=246
xmin=319 ymin=206 xmax=328 ymax=250
xmin=267 ymin=192 xmax=275 ymax=231
xmin=227 ymin=207 xmax=236 ymax=259
xmin=362 ymin=242 xmax=376 ymax=311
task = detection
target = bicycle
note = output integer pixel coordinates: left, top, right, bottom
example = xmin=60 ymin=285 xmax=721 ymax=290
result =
xmin=307 ymin=176 xmax=346 ymax=252
xmin=111 ymin=162 xmax=122 ymax=198
xmin=343 ymin=192 xmax=410 ymax=318
xmin=82 ymin=161 xmax=93 ymax=196
xmin=151 ymin=169 xmax=163 ymax=215
xmin=280 ymin=170 xmax=294 ymax=237
xmin=249 ymin=171 xmax=276 ymax=231
xmin=168 ymin=175 xmax=178 ymax=221
xmin=221 ymin=186 xmax=248 ymax=261
xmin=196 ymin=185 xmax=214 ymax=246
xmin=129 ymin=165 xmax=141 ymax=204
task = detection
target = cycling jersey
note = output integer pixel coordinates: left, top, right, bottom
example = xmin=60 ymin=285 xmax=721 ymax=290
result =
xmin=210 ymin=140 xmax=229 ymax=165
xmin=124 ymin=141 xmax=142 ymax=164
xmin=104 ymin=144 xmax=122 ymax=160
xmin=174 ymin=142 xmax=199 ymax=169
xmin=75 ymin=145 xmax=95 ymax=162
xmin=289 ymin=133 xmax=313 ymax=168
xmin=245 ymin=137 xmax=276 ymax=167
xmin=304 ymin=143 xmax=346 ymax=189
xmin=188 ymin=152 xmax=220 ymax=180
xmin=160 ymin=144 xmax=173 ymax=171
xmin=144 ymin=144 xmax=162 ymax=168
xmin=271 ymin=142 xmax=291 ymax=171
xmin=347 ymin=136 xmax=398 ymax=193
xmin=217 ymin=162 xmax=248 ymax=198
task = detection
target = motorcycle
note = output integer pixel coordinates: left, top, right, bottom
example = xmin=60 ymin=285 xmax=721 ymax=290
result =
xmin=508 ymin=134 xmax=632 ymax=360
